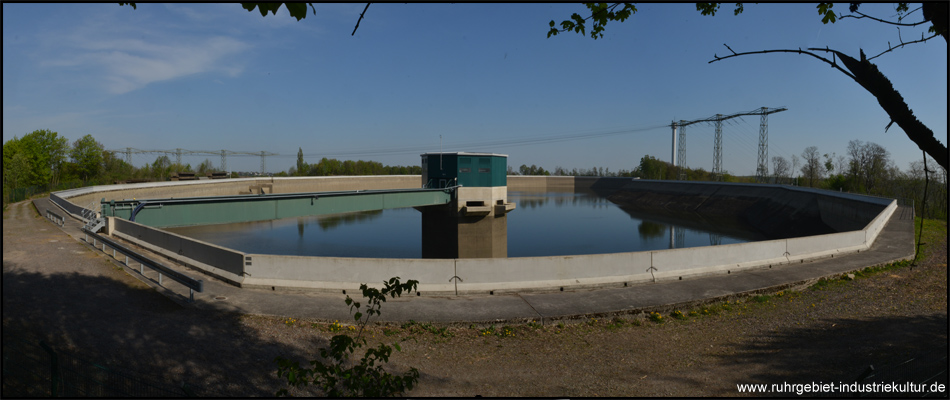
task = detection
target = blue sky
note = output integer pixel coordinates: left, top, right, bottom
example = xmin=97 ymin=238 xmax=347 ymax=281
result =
xmin=3 ymin=3 xmax=946 ymax=175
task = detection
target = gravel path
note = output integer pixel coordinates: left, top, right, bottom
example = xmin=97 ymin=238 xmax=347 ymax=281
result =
xmin=3 ymin=199 xmax=946 ymax=397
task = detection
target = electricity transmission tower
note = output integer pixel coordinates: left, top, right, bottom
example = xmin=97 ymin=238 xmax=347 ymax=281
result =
xmin=670 ymin=107 xmax=787 ymax=181
xmin=108 ymin=148 xmax=279 ymax=175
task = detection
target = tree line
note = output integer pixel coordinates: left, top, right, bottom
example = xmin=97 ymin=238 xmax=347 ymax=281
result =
xmin=4 ymin=130 xmax=946 ymax=219
xmin=286 ymin=148 xmax=422 ymax=177
xmin=511 ymin=142 xmax=947 ymax=220
xmin=1 ymin=132 xmax=422 ymax=205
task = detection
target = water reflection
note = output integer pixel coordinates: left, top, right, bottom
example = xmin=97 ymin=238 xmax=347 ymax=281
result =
xmin=166 ymin=189 xmax=758 ymax=258
xmin=637 ymin=220 xmax=666 ymax=239
xmin=297 ymin=210 xmax=383 ymax=237
xmin=514 ymin=188 xmax=616 ymax=210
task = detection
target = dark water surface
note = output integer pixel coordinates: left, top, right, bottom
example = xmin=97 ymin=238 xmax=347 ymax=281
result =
xmin=166 ymin=189 xmax=759 ymax=258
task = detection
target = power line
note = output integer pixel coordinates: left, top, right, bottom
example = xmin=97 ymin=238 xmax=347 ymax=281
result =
xmin=285 ymin=123 xmax=670 ymax=159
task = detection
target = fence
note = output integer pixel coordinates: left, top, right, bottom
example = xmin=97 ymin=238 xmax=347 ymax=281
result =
xmin=46 ymin=209 xmax=65 ymax=227
xmin=2 ymin=332 xmax=203 ymax=397
xmin=82 ymin=227 xmax=204 ymax=302
xmin=3 ymin=181 xmax=89 ymax=206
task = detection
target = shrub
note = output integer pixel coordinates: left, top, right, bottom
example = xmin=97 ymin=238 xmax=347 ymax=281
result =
xmin=274 ymin=277 xmax=420 ymax=397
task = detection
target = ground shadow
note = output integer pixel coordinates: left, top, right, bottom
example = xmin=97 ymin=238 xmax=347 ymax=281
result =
xmin=708 ymin=314 xmax=948 ymax=396
xmin=2 ymin=262 xmax=334 ymax=396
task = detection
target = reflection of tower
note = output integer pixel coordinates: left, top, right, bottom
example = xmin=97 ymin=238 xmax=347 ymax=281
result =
xmin=709 ymin=233 xmax=722 ymax=246
xmin=669 ymin=225 xmax=685 ymax=249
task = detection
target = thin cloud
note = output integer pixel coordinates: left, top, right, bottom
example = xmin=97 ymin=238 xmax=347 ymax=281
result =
xmin=40 ymin=19 xmax=250 ymax=94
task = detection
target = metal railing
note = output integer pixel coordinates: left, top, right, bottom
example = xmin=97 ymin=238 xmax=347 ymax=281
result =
xmin=82 ymin=228 xmax=204 ymax=302
xmin=45 ymin=209 xmax=65 ymax=227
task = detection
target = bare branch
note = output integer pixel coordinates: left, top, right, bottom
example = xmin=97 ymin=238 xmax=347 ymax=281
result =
xmin=723 ymin=43 xmax=737 ymax=55
xmin=709 ymin=46 xmax=856 ymax=80
xmin=867 ymin=31 xmax=941 ymax=61
xmin=351 ymin=3 xmax=370 ymax=36
xmin=840 ymin=9 xmax=929 ymax=27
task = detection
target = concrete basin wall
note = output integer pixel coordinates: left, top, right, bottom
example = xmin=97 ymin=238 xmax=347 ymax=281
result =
xmin=60 ymin=175 xmax=898 ymax=294
xmin=242 ymin=255 xmax=457 ymax=292
xmin=61 ymin=175 xmax=421 ymax=211
xmin=110 ymin=217 xmax=247 ymax=286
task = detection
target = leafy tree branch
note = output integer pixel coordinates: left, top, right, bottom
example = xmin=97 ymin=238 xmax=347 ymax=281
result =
xmin=550 ymin=3 xmax=947 ymax=171
xmin=709 ymin=45 xmax=947 ymax=170
xmin=547 ymin=3 xmax=638 ymax=39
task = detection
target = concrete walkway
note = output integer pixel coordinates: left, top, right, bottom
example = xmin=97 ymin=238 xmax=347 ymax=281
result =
xmin=32 ymin=197 xmax=916 ymax=325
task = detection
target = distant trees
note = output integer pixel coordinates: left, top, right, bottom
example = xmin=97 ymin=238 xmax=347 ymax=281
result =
xmin=296 ymin=147 xmax=308 ymax=176
xmin=152 ymin=155 xmax=171 ymax=181
xmin=197 ymin=158 xmax=217 ymax=175
xmin=518 ymin=164 xmax=550 ymax=176
xmin=800 ymin=146 xmax=825 ymax=187
xmin=100 ymin=150 xmax=134 ymax=183
xmin=771 ymin=156 xmax=791 ymax=184
xmin=846 ymin=140 xmax=892 ymax=194
xmin=637 ymin=155 xmax=670 ymax=180
xmin=2 ymin=129 xmax=70 ymax=188
xmin=69 ymin=134 xmax=104 ymax=181
xmin=288 ymin=156 xmax=421 ymax=177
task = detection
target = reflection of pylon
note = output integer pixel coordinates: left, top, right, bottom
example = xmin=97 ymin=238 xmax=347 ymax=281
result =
xmin=709 ymin=233 xmax=722 ymax=246
xmin=677 ymin=121 xmax=687 ymax=180
xmin=713 ymin=115 xmax=723 ymax=181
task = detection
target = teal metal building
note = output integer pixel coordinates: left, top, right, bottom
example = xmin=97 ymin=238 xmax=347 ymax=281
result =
xmin=421 ymin=152 xmax=508 ymax=188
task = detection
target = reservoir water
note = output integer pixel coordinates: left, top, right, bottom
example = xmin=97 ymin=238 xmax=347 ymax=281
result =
xmin=166 ymin=189 xmax=761 ymax=258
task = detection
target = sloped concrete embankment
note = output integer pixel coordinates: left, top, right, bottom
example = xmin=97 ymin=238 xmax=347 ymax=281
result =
xmin=605 ymin=180 xmax=890 ymax=239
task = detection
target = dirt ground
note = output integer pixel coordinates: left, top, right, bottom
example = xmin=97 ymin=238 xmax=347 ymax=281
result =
xmin=3 ymin=199 xmax=947 ymax=397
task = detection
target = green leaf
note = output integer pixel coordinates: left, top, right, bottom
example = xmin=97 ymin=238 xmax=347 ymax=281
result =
xmin=817 ymin=3 xmax=837 ymax=24
xmin=354 ymin=311 xmax=362 ymax=321
xmin=696 ymin=3 xmax=720 ymax=16
xmin=822 ymin=10 xmax=836 ymax=24
xmin=284 ymin=2 xmax=307 ymax=20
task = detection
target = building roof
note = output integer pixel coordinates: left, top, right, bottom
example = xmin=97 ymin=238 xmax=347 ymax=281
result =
xmin=420 ymin=152 xmax=508 ymax=158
